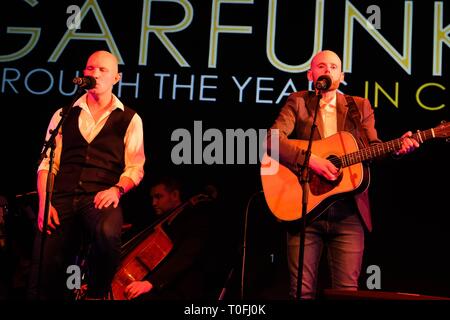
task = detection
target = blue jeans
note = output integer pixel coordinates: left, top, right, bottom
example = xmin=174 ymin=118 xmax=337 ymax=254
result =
xmin=287 ymin=199 xmax=365 ymax=299
xmin=28 ymin=193 xmax=123 ymax=300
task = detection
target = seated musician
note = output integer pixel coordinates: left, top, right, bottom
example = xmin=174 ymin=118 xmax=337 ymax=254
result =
xmin=123 ymin=176 xmax=216 ymax=300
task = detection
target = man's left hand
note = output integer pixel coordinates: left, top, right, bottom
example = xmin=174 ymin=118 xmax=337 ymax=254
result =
xmin=395 ymin=131 xmax=420 ymax=156
xmin=94 ymin=187 xmax=121 ymax=209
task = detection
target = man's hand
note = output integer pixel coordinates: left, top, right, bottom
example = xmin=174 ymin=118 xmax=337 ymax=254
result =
xmin=395 ymin=131 xmax=420 ymax=156
xmin=38 ymin=204 xmax=60 ymax=234
xmin=94 ymin=187 xmax=121 ymax=209
xmin=124 ymin=280 xmax=153 ymax=300
xmin=308 ymin=153 xmax=340 ymax=181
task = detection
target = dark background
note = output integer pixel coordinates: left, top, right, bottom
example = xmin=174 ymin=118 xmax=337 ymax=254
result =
xmin=0 ymin=0 xmax=448 ymax=300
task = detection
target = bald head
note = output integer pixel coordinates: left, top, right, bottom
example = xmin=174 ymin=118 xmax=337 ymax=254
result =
xmin=83 ymin=50 xmax=121 ymax=96
xmin=311 ymin=50 xmax=342 ymax=70
xmin=307 ymin=50 xmax=344 ymax=92
xmin=86 ymin=50 xmax=119 ymax=73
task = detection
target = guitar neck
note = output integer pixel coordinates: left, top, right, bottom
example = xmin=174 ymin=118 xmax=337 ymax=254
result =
xmin=341 ymin=128 xmax=436 ymax=167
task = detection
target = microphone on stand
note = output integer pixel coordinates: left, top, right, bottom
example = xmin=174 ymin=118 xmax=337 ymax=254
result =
xmin=315 ymin=75 xmax=332 ymax=90
xmin=72 ymin=76 xmax=96 ymax=89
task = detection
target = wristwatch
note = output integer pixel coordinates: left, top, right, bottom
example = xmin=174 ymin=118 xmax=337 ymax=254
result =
xmin=113 ymin=184 xmax=125 ymax=196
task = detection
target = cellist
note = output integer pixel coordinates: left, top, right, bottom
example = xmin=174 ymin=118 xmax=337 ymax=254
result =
xmin=123 ymin=176 xmax=215 ymax=300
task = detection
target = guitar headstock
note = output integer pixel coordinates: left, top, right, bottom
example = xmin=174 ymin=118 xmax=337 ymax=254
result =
xmin=433 ymin=121 xmax=450 ymax=139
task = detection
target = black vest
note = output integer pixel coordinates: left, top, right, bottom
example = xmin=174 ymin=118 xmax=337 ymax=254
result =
xmin=54 ymin=105 xmax=136 ymax=194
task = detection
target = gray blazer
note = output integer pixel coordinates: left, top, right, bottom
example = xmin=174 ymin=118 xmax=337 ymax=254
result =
xmin=267 ymin=90 xmax=382 ymax=231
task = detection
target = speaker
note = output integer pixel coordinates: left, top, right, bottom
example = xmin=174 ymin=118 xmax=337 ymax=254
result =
xmin=323 ymin=289 xmax=450 ymax=300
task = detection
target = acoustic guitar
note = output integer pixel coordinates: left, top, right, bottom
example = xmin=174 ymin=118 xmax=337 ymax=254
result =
xmin=261 ymin=121 xmax=449 ymax=222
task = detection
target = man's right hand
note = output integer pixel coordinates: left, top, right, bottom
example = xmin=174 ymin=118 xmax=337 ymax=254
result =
xmin=124 ymin=280 xmax=153 ymax=300
xmin=38 ymin=204 xmax=60 ymax=234
xmin=308 ymin=154 xmax=340 ymax=181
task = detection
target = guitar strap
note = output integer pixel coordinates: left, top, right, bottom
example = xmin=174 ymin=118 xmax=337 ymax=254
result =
xmin=344 ymin=95 xmax=370 ymax=148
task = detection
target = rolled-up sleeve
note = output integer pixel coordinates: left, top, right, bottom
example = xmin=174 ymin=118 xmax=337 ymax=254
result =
xmin=37 ymin=109 xmax=63 ymax=175
xmin=122 ymin=113 xmax=145 ymax=186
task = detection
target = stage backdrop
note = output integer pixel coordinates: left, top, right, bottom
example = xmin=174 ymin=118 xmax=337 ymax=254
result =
xmin=0 ymin=0 xmax=449 ymax=298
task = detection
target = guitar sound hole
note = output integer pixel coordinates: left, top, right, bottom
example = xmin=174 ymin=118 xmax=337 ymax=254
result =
xmin=327 ymin=155 xmax=342 ymax=169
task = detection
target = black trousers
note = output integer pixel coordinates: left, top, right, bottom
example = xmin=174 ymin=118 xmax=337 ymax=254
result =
xmin=28 ymin=193 xmax=123 ymax=300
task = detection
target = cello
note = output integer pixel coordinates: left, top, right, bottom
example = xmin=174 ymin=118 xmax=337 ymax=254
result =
xmin=110 ymin=193 xmax=212 ymax=300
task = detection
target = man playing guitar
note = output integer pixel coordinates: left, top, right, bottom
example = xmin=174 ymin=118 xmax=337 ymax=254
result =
xmin=264 ymin=50 xmax=420 ymax=299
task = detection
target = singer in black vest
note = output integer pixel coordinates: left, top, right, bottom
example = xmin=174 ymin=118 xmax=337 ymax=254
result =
xmin=28 ymin=51 xmax=145 ymax=300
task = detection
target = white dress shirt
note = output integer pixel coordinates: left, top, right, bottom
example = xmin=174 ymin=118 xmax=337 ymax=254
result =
xmin=320 ymin=94 xmax=337 ymax=138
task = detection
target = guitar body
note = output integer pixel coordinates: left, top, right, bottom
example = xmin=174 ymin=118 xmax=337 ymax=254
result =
xmin=261 ymin=131 xmax=369 ymax=222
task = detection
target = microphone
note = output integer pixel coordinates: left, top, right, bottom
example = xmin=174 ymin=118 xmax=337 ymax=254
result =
xmin=72 ymin=76 xmax=96 ymax=89
xmin=315 ymin=75 xmax=332 ymax=90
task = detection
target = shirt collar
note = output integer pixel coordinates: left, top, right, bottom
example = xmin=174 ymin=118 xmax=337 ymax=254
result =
xmin=319 ymin=94 xmax=337 ymax=108
xmin=75 ymin=93 xmax=124 ymax=112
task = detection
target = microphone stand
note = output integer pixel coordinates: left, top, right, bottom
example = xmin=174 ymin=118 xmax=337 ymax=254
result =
xmin=36 ymin=87 xmax=86 ymax=299
xmin=296 ymin=90 xmax=323 ymax=300
xmin=239 ymin=190 xmax=263 ymax=300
